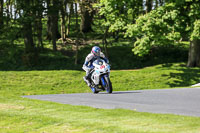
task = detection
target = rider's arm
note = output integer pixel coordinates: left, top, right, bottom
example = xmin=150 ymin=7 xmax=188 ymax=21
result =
xmin=82 ymin=54 xmax=94 ymax=70
xmin=100 ymin=52 xmax=109 ymax=63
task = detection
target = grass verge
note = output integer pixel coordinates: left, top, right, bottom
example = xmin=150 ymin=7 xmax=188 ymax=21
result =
xmin=0 ymin=63 xmax=200 ymax=132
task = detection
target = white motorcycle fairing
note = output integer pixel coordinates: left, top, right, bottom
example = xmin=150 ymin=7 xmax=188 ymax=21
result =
xmin=91 ymin=59 xmax=110 ymax=85
xmin=88 ymin=59 xmax=112 ymax=93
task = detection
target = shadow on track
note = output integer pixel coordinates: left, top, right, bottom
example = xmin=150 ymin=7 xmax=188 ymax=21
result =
xmin=98 ymin=91 xmax=141 ymax=94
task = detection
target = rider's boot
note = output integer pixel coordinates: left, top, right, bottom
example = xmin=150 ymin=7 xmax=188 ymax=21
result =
xmin=83 ymin=76 xmax=91 ymax=87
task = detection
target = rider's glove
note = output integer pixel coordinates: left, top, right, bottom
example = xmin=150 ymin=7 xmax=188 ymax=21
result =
xmin=105 ymin=58 xmax=109 ymax=64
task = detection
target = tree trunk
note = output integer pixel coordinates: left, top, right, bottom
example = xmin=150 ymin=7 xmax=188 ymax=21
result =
xmin=0 ymin=0 xmax=3 ymax=29
xmin=51 ymin=0 xmax=59 ymax=51
xmin=146 ymin=0 xmax=152 ymax=13
xmin=24 ymin=22 xmax=34 ymax=53
xmin=37 ymin=17 xmax=43 ymax=49
xmin=159 ymin=0 xmax=164 ymax=6
xmin=75 ymin=39 xmax=79 ymax=65
xmin=60 ymin=0 xmax=67 ymax=42
xmin=22 ymin=0 xmax=34 ymax=54
xmin=138 ymin=0 xmax=143 ymax=15
xmin=102 ymin=27 xmax=109 ymax=58
xmin=66 ymin=3 xmax=72 ymax=36
xmin=155 ymin=0 xmax=158 ymax=8
xmin=6 ymin=0 xmax=9 ymax=25
xmin=14 ymin=1 xmax=18 ymax=20
xmin=51 ymin=16 xmax=57 ymax=51
xmin=187 ymin=39 xmax=200 ymax=67
xmin=80 ymin=0 xmax=94 ymax=33
xmin=10 ymin=0 xmax=13 ymax=19
xmin=75 ymin=3 xmax=78 ymax=31
xmin=35 ymin=0 xmax=43 ymax=50
xmin=46 ymin=0 xmax=51 ymax=40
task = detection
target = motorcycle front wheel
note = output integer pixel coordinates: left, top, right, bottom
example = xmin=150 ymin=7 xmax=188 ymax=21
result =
xmin=104 ymin=76 xmax=113 ymax=93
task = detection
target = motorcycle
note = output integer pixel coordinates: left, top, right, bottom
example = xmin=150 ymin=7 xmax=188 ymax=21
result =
xmin=87 ymin=59 xmax=113 ymax=94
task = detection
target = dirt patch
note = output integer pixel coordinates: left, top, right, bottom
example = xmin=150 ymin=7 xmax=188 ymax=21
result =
xmin=0 ymin=103 xmax=25 ymax=110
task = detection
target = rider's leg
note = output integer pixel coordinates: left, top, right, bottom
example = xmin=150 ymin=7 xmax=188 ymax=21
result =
xmin=83 ymin=70 xmax=91 ymax=87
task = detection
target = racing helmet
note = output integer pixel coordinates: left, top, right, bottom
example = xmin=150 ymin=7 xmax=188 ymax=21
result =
xmin=91 ymin=46 xmax=101 ymax=57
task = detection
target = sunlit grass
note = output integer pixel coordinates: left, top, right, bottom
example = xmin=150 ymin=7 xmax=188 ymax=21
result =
xmin=0 ymin=63 xmax=199 ymax=97
xmin=0 ymin=63 xmax=200 ymax=132
xmin=1 ymin=96 xmax=200 ymax=133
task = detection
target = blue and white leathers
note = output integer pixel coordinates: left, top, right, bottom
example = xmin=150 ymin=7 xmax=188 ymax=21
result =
xmin=82 ymin=52 xmax=108 ymax=76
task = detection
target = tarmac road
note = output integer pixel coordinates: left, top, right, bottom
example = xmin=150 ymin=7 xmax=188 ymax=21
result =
xmin=23 ymin=88 xmax=200 ymax=117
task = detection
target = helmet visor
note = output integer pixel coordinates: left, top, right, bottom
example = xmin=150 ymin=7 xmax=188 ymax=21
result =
xmin=92 ymin=50 xmax=100 ymax=56
xmin=95 ymin=50 xmax=100 ymax=56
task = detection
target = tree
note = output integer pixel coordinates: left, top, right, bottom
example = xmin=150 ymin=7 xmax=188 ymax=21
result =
xmin=99 ymin=0 xmax=143 ymax=34
xmin=0 ymin=0 xmax=3 ymax=29
xmin=66 ymin=2 xmax=73 ymax=36
xmin=46 ymin=0 xmax=60 ymax=42
xmin=47 ymin=0 xmax=60 ymax=51
xmin=52 ymin=0 xmax=59 ymax=51
xmin=16 ymin=0 xmax=39 ymax=66
xmin=35 ymin=0 xmax=44 ymax=50
xmin=75 ymin=2 xmax=79 ymax=31
xmin=98 ymin=0 xmax=143 ymax=55
xmin=46 ymin=0 xmax=51 ymax=40
xmin=60 ymin=0 xmax=67 ymax=42
xmin=187 ymin=20 xmax=200 ymax=67
xmin=20 ymin=0 xmax=35 ymax=54
xmin=125 ymin=0 xmax=200 ymax=67
xmin=146 ymin=0 xmax=153 ymax=13
xmin=80 ymin=0 xmax=94 ymax=33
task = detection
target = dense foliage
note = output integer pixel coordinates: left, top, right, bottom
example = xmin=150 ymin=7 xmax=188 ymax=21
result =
xmin=126 ymin=1 xmax=200 ymax=57
xmin=98 ymin=0 xmax=142 ymax=32
xmin=126 ymin=3 xmax=181 ymax=56
xmin=99 ymin=0 xmax=200 ymax=67
xmin=0 ymin=0 xmax=200 ymax=70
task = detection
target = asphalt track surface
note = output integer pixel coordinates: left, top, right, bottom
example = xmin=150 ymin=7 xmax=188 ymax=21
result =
xmin=23 ymin=88 xmax=200 ymax=117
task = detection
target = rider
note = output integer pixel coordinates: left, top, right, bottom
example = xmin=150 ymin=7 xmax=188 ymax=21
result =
xmin=82 ymin=46 xmax=109 ymax=87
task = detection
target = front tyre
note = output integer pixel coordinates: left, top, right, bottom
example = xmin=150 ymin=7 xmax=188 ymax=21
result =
xmin=104 ymin=76 xmax=112 ymax=93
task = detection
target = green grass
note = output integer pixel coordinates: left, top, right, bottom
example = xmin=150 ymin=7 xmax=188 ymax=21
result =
xmin=1 ymin=63 xmax=200 ymax=132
